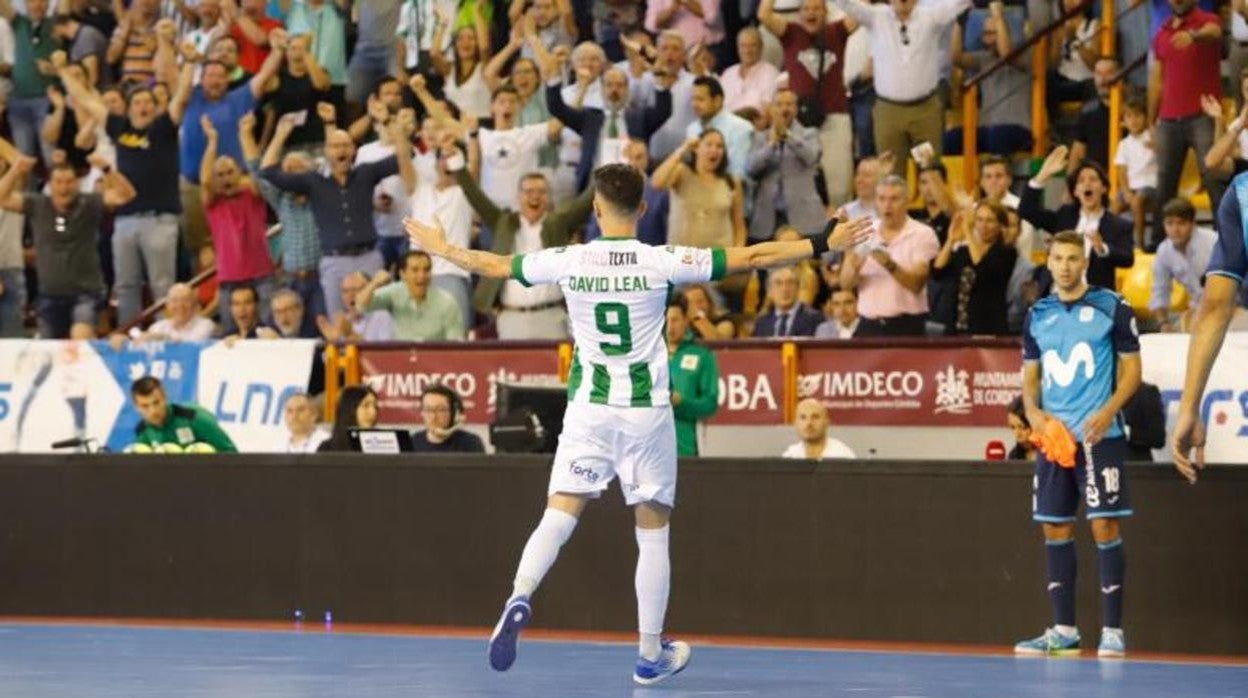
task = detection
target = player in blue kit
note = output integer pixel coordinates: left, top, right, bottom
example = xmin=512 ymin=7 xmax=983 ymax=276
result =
xmin=1172 ymin=177 xmax=1248 ymax=480
xmin=1015 ymin=231 xmax=1142 ymax=658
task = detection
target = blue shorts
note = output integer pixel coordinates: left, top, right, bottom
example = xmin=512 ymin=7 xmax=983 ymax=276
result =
xmin=1032 ymin=436 xmax=1133 ymax=523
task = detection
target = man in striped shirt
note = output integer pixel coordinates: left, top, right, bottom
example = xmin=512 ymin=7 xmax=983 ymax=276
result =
xmin=406 ymin=163 xmax=871 ymax=686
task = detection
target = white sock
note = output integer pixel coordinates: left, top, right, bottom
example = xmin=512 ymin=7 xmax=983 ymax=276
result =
xmin=635 ymin=525 xmax=670 ymax=662
xmin=1054 ymin=624 xmax=1078 ymax=638
xmin=510 ymin=508 xmax=579 ymax=601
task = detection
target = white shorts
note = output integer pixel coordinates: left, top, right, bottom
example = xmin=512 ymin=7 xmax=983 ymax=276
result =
xmin=548 ymin=403 xmax=678 ymax=507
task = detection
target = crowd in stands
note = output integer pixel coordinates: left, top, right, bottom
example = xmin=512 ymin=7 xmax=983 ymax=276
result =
xmin=0 ymin=0 xmax=1244 ymax=350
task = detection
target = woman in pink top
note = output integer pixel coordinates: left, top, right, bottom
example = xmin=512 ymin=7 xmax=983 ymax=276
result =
xmin=201 ymin=114 xmax=277 ymax=335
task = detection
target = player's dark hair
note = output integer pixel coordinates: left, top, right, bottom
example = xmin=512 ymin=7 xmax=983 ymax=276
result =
xmin=1162 ymin=197 xmax=1196 ymax=222
xmin=131 ymin=376 xmax=164 ymax=397
xmin=592 ymin=163 xmax=645 ymax=217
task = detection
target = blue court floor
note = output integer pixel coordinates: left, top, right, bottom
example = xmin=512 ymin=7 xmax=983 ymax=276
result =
xmin=0 ymin=622 xmax=1245 ymax=698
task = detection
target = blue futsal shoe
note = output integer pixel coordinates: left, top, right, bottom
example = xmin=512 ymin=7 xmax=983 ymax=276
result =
xmin=488 ymin=596 xmax=531 ymax=671
xmin=633 ymin=639 xmax=692 ymax=686
xmin=1098 ymin=628 xmax=1126 ymax=658
xmin=1014 ymin=627 xmax=1081 ymax=656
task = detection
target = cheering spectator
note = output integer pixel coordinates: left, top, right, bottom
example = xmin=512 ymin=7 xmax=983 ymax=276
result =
xmin=1150 ymin=0 xmax=1224 ymax=250
xmin=832 ymin=0 xmax=970 ymax=177
xmin=543 ymin=49 xmax=670 ymax=190
xmin=584 ymin=139 xmax=669 ymax=245
xmin=752 ymin=266 xmax=822 ymax=337
xmin=1020 ymin=146 xmax=1134 ymax=289
xmin=281 ymin=392 xmax=329 ymax=453
xmin=408 ymin=130 xmax=476 ymax=326
xmin=468 ymin=84 xmax=562 ymax=212
xmin=1202 ymin=73 xmax=1248 ymax=177
xmin=176 ymin=26 xmax=287 ymax=254
xmin=1046 ymin=0 xmax=1099 ymax=109
xmin=630 ymin=30 xmax=695 ymax=161
xmin=357 ymin=251 xmax=465 ymax=341
xmin=840 ymin=175 xmax=939 ymax=336
xmin=912 ymin=162 xmax=956 ymax=328
xmin=645 ymin=0 xmax=724 ymax=66
xmin=345 ymin=0 xmax=403 ymax=108
xmin=510 ymin=0 xmax=577 ymax=59
xmin=107 ymin=0 xmax=162 ymax=86
xmin=57 ymin=51 xmax=189 ymax=328
xmin=1150 ymin=197 xmax=1216 ymax=332
xmin=52 ymin=12 xmax=108 ymax=88
xmin=316 ymin=271 xmax=396 ymax=342
xmin=208 ymin=35 xmax=252 ymax=89
xmin=682 ymin=282 xmax=735 ymax=340
xmin=932 ymin=200 xmax=1018 ymax=336
xmin=260 ymin=103 xmax=415 ymax=318
xmin=782 ymin=397 xmax=856 ymax=459
xmin=225 ymin=0 xmax=282 ymax=74
xmin=130 ymin=376 xmax=238 ymax=452
xmin=0 ymin=155 xmax=135 ymax=338
xmin=815 ymin=286 xmax=861 ymax=338
xmin=271 ymin=288 xmax=319 ymax=338
xmin=431 ymin=2 xmax=492 ymax=118
xmin=317 ymin=385 xmax=379 ymax=452
xmin=4 ymin=0 xmax=55 ymax=161
xmin=261 ymin=33 xmax=333 ymax=153
xmin=665 ymin=295 xmax=719 ymax=456
xmin=843 ymin=11 xmax=875 ymax=160
xmin=138 ymin=283 xmax=217 ymax=342
xmin=685 ymin=76 xmax=752 ymax=180
xmin=759 ymin=0 xmax=852 ymax=205
xmin=1113 ymin=92 xmax=1158 ymax=249
xmin=1068 ymin=56 xmax=1118 ymax=171
xmin=450 ymin=144 xmax=592 ymax=338
xmin=747 ymin=88 xmax=824 ymax=241
xmin=223 ymin=284 xmax=279 ymax=339
xmin=719 ymin=26 xmax=778 ymax=114
xmin=592 ymin=0 xmax=645 ymax=61
xmin=948 ymin=1 xmax=1032 ymax=156
xmin=285 ymin=0 xmax=349 ymax=94
xmin=842 ymin=154 xmax=884 ymax=222
xmin=201 ymin=114 xmax=278 ymax=335
xmin=0 ymin=159 xmax=24 ymax=338
xmin=396 ymin=0 xmax=440 ymax=78
xmin=185 ymin=0 xmax=225 ymax=79
xmin=356 ymin=101 xmax=420 ymax=271
xmin=244 ymin=111 xmax=325 ymax=318
xmin=411 ymin=384 xmax=485 ymax=453
xmin=652 ymin=132 xmax=746 ymax=249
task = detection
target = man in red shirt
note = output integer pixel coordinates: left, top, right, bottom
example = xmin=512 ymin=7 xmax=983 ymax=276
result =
xmin=225 ymin=0 xmax=283 ymax=75
xmin=759 ymin=0 xmax=853 ymax=207
xmin=1149 ymin=0 xmax=1223 ymax=251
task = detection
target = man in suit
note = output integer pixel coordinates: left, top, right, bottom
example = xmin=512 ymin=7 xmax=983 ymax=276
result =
xmin=544 ymin=55 xmax=672 ymax=193
xmin=752 ymin=266 xmax=824 ymax=337
xmin=747 ymin=88 xmax=825 ymax=242
xmin=1019 ymin=145 xmax=1134 ymax=290
xmin=450 ymin=146 xmax=594 ymax=340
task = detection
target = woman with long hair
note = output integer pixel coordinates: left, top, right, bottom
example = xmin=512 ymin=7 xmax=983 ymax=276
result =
xmin=317 ymin=385 xmax=380 ymax=452
xmin=430 ymin=3 xmax=492 ymax=119
xmin=932 ymin=200 xmax=1018 ymax=336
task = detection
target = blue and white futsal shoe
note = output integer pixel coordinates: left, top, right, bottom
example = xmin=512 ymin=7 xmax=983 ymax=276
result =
xmin=1098 ymin=627 xmax=1126 ymax=658
xmin=488 ymin=596 xmax=531 ymax=671
xmin=1014 ymin=627 xmax=1081 ymax=656
xmin=633 ymin=639 xmax=692 ymax=685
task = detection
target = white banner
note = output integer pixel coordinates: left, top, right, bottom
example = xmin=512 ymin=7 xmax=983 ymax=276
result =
xmin=196 ymin=340 xmax=318 ymax=452
xmin=1140 ymin=332 xmax=1248 ymax=464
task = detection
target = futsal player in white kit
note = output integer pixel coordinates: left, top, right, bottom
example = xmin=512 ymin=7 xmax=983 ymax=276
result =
xmin=405 ymin=163 xmax=871 ymax=685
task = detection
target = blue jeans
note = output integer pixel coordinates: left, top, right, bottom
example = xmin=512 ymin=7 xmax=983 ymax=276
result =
xmin=849 ymin=86 xmax=876 ymax=161
xmin=37 ymin=292 xmax=101 ymax=339
xmin=346 ymin=45 xmax=396 ymax=104
xmin=942 ymin=125 xmax=1034 ymax=157
xmin=1153 ymin=115 xmax=1224 ymax=251
xmin=113 ymin=213 xmax=180 ymax=326
xmin=8 ymin=96 xmax=51 ymax=163
xmin=286 ymin=272 xmax=327 ymax=323
xmin=218 ymin=275 xmax=279 ymax=336
xmin=376 ymin=235 xmax=409 ymax=272
xmin=0 ymin=267 xmax=26 ymax=337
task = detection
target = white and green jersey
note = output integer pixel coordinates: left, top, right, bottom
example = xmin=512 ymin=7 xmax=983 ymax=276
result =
xmin=511 ymin=238 xmax=728 ymax=408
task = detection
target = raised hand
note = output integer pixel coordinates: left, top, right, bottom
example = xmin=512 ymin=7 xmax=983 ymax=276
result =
xmin=274 ymin=112 xmax=299 ymax=136
xmin=13 ymin=156 xmax=38 ymax=174
xmin=50 ymin=50 xmax=68 ymax=70
xmin=180 ymin=38 xmax=200 ymax=62
xmin=1200 ymin=94 xmax=1225 ymax=122
xmin=1036 ymin=145 xmax=1068 ymax=183
xmin=269 ymin=28 xmax=289 ymax=52
xmin=404 ymin=218 xmax=450 ymax=255
xmin=86 ymin=150 xmax=112 ymax=171
xmin=316 ymin=101 xmax=337 ymax=126
xmin=827 ymin=216 xmax=874 ymax=251
xmin=155 ymin=18 xmax=177 ymax=43
xmin=370 ymin=269 xmax=392 ymax=287
xmin=200 ymin=114 xmax=218 ymax=140
xmin=46 ymin=85 xmax=65 ymax=109
xmin=408 ymin=72 xmax=428 ymax=93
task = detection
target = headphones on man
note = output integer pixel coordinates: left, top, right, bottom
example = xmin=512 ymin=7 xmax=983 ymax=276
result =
xmin=422 ymin=384 xmax=464 ymax=426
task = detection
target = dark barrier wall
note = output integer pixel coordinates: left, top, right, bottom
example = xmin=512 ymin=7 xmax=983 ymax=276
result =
xmin=0 ymin=456 xmax=1245 ymax=654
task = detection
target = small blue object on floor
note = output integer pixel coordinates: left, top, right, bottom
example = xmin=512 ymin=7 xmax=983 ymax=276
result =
xmin=1 ymin=623 xmax=1246 ymax=697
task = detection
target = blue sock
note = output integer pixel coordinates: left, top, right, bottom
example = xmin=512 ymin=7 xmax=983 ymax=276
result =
xmin=1046 ymin=539 xmax=1077 ymax=627
xmin=1097 ymin=538 xmax=1125 ymax=629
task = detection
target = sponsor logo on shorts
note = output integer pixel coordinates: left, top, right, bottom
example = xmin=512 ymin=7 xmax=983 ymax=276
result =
xmin=569 ymin=462 xmax=599 ymax=483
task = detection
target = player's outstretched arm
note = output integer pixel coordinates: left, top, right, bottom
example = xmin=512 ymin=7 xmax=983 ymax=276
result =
xmin=1172 ymin=275 xmax=1240 ymax=481
xmin=404 ymin=218 xmax=513 ymax=279
xmin=723 ymin=216 xmax=872 ymax=273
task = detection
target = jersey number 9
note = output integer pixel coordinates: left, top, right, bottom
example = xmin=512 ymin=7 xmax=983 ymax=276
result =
xmin=595 ymin=302 xmax=633 ymax=356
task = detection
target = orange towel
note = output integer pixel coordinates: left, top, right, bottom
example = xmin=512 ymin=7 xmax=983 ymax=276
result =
xmin=1030 ymin=418 xmax=1078 ymax=469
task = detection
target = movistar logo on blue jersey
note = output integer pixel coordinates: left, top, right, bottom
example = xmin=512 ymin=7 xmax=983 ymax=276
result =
xmin=1042 ymin=342 xmax=1095 ymax=389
